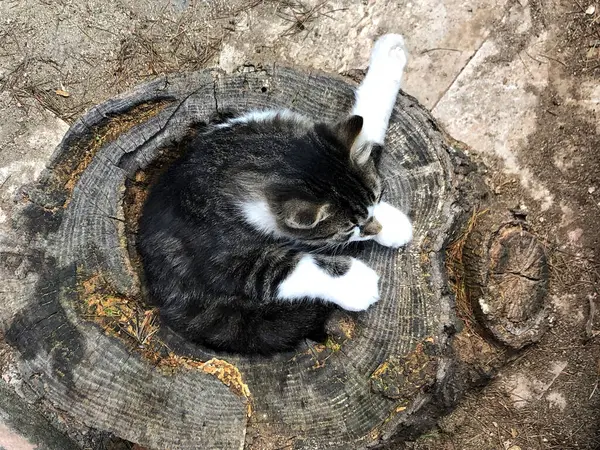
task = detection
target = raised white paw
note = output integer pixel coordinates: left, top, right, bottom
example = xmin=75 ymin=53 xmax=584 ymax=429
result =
xmin=372 ymin=201 xmax=413 ymax=248
xmin=369 ymin=33 xmax=408 ymax=79
xmin=330 ymin=258 xmax=380 ymax=312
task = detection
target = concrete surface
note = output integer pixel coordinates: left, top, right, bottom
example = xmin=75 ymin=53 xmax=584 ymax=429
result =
xmin=432 ymin=0 xmax=553 ymax=210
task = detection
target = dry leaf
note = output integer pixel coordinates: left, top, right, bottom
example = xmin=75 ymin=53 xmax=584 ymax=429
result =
xmin=55 ymin=89 xmax=70 ymax=97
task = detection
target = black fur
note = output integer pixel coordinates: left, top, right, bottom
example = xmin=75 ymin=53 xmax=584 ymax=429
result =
xmin=137 ymin=112 xmax=382 ymax=354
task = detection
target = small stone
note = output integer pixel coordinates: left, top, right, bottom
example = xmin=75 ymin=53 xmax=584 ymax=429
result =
xmin=585 ymin=4 xmax=595 ymax=14
xmin=588 ymin=186 xmax=596 ymax=194
xmin=539 ymin=217 xmax=545 ymax=223
xmin=479 ymin=298 xmax=491 ymax=314
xmin=508 ymin=446 xmax=522 ymax=450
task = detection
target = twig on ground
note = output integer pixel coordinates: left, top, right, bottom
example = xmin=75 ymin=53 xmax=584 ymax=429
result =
xmin=589 ymin=381 xmax=598 ymax=400
xmin=537 ymin=53 xmax=568 ymax=67
xmin=585 ymin=294 xmax=598 ymax=340
xmin=421 ymin=47 xmax=462 ymax=54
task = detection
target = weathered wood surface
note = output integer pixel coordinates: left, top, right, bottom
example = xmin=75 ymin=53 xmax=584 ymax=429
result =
xmin=1 ymin=66 xmax=489 ymax=449
xmin=0 ymin=380 xmax=80 ymax=450
xmin=463 ymin=211 xmax=549 ymax=349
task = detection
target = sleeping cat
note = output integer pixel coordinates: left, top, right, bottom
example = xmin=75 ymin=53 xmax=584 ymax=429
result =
xmin=137 ymin=34 xmax=413 ymax=354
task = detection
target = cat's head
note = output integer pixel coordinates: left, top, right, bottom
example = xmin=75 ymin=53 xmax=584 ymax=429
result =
xmin=258 ymin=115 xmax=385 ymax=247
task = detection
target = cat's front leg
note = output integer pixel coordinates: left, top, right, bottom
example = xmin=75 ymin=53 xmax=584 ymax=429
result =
xmin=352 ymin=33 xmax=408 ymax=149
xmin=277 ymin=255 xmax=380 ymax=311
xmin=372 ymin=201 xmax=413 ymax=249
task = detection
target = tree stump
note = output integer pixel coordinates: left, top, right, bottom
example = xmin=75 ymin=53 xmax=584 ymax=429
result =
xmin=462 ymin=211 xmax=550 ymax=349
xmin=0 ymin=67 xmax=548 ymax=449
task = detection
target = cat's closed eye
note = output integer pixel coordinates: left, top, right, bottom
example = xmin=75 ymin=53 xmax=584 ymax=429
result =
xmin=344 ymin=224 xmax=357 ymax=232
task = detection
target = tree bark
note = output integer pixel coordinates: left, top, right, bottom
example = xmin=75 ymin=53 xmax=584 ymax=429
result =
xmin=462 ymin=211 xmax=549 ymax=349
xmin=0 ymin=66 xmax=505 ymax=449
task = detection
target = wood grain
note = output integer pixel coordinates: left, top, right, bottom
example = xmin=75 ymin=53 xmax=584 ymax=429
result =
xmin=1 ymin=67 xmax=484 ymax=449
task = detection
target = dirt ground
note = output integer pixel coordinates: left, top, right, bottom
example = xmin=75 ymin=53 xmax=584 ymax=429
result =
xmin=0 ymin=0 xmax=599 ymax=449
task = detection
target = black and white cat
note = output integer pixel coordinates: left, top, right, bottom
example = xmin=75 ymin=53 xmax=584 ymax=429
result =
xmin=138 ymin=34 xmax=413 ymax=354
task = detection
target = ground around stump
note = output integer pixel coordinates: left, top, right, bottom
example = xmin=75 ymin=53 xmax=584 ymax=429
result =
xmin=0 ymin=0 xmax=599 ymax=448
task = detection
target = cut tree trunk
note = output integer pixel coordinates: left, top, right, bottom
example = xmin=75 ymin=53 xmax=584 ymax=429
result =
xmin=0 ymin=67 xmax=547 ymax=449
xmin=462 ymin=210 xmax=550 ymax=349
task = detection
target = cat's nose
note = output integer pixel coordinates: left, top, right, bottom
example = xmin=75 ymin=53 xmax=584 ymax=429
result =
xmin=360 ymin=218 xmax=382 ymax=236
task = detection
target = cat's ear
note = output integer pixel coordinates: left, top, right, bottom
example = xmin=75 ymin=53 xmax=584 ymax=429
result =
xmin=334 ymin=115 xmax=363 ymax=149
xmin=334 ymin=115 xmax=373 ymax=165
xmin=281 ymin=200 xmax=331 ymax=230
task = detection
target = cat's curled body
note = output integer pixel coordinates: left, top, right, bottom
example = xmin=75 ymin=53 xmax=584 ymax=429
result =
xmin=138 ymin=34 xmax=413 ymax=354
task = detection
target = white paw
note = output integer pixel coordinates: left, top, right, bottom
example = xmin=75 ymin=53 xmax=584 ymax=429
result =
xmin=277 ymin=255 xmax=379 ymax=311
xmin=330 ymin=259 xmax=380 ymax=312
xmin=370 ymin=33 xmax=408 ymax=79
xmin=372 ymin=201 xmax=413 ymax=248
